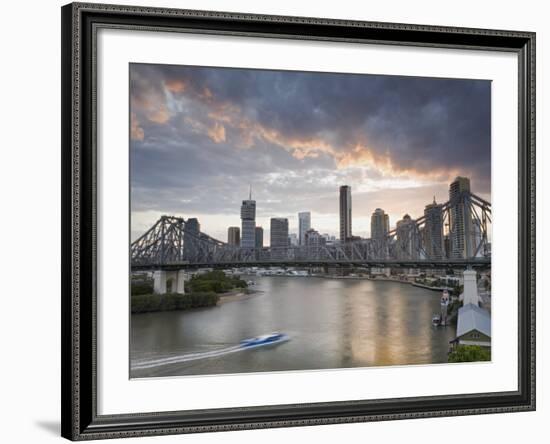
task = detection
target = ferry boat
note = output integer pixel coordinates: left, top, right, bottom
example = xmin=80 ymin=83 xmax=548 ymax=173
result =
xmin=240 ymin=332 xmax=289 ymax=348
xmin=432 ymin=290 xmax=450 ymax=327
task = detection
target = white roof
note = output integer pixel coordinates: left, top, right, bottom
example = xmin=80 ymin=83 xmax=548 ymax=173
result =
xmin=456 ymin=303 xmax=491 ymax=338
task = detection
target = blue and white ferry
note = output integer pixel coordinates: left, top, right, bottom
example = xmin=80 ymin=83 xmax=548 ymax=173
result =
xmin=240 ymin=332 xmax=289 ymax=349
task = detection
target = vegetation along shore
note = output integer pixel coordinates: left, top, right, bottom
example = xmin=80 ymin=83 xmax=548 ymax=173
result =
xmin=131 ymin=271 xmax=250 ymax=314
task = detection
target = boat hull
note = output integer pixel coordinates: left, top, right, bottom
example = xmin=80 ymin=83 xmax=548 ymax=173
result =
xmin=240 ymin=334 xmax=290 ymax=349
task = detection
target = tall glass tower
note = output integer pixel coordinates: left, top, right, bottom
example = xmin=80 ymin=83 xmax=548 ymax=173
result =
xmin=424 ymin=198 xmax=444 ymax=259
xmin=240 ymin=188 xmax=256 ymax=248
xmin=339 ymin=185 xmax=352 ymax=242
xmin=449 ymin=176 xmax=472 ymax=258
xmin=298 ymin=212 xmax=311 ymax=246
xmin=270 ymin=218 xmax=289 ymax=259
xmin=371 ymin=208 xmax=389 ymax=240
xmin=183 ymin=218 xmax=200 ymax=260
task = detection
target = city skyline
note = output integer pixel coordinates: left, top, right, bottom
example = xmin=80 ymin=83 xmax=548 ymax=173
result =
xmin=141 ymin=176 xmax=487 ymax=249
xmin=130 ymin=63 xmax=491 ymax=242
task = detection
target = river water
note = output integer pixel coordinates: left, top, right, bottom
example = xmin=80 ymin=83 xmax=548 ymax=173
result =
xmin=130 ymin=276 xmax=456 ymax=378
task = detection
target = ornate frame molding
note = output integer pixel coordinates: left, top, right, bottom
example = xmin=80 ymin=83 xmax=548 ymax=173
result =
xmin=61 ymin=2 xmax=535 ymax=440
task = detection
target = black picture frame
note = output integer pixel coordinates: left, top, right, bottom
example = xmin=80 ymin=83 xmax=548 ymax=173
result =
xmin=61 ymin=2 xmax=536 ymax=440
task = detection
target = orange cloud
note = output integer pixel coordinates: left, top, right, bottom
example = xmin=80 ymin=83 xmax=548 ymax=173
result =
xmin=207 ymin=122 xmax=226 ymax=143
xmin=183 ymin=117 xmax=226 ymax=143
xmin=337 ymin=143 xmax=462 ymax=184
xmin=136 ymin=71 xmax=461 ymax=185
xmin=183 ymin=117 xmax=204 ymax=132
xmin=200 ymin=87 xmax=213 ymax=100
xmin=130 ymin=113 xmax=144 ymax=141
xmin=207 ymin=102 xmax=241 ymax=124
xmin=164 ymin=79 xmax=187 ymax=93
xmin=199 ymin=92 xmax=451 ymax=183
xmin=131 ymin=90 xmax=171 ymax=124
xmin=227 ymin=114 xmax=459 ymax=183
xmin=146 ymin=105 xmax=171 ymax=124
xmin=284 ymin=137 xmax=335 ymax=160
xmin=337 ymin=144 xmax=394 ymax=171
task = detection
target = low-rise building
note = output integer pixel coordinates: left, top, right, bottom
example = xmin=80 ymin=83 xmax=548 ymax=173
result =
xmin=453 ymin=303 xmax=491 ymax=348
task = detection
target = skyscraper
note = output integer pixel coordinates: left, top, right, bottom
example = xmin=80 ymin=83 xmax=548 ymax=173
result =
xmin=183 ymin=217 xmax=200 ymax=260
xmin=270 ymin=218 xmax=289 ymax=259
xmin=449 ymin=176 xmax=472 ymax=258
xmin=240 ymin=188 xmax=256 ymax=249
xmin=305 ymin=228 xmax=326 ymax=248
xmin=395 ymin=214 xmax=419 ymax=259
xmin=424 ymin=198 xmax=444 ymax=259
xmin=472 ymin=219 xmax=483 ymax=257
xmin=339 ymin=185 xmax=352 ymax=242
xmin=255 ymin=226 xmax=264 ymax=249
xmin=322 ymin=233 xmax=336 ymax=244
xmin=288 ymin=233 xmax=299 ymax=246
xmin=371 ymin=208 xmax=389 ymax=240
xmin=227 ymin=226 xmax=240 ymax=246
xmin=298 ymin=212 xmax=311 ymax=246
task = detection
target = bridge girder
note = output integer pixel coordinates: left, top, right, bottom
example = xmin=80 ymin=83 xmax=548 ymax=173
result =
xmin=131 ymin=191 xmax=492 ymax=269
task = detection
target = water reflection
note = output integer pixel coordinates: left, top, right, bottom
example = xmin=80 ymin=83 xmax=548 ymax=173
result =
xmin=130 ymin=276 xmax=456 ymax=378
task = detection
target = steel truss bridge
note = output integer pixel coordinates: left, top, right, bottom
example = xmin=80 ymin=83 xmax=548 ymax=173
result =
xmin=131 ymin=191 xmax=491 ymax=271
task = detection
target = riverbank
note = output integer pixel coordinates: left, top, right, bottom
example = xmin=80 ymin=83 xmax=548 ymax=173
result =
xmin=322 ymin=275 xmax=455 ymax=293
xmin=308 ymin=274 xmax=365 ymax=280
xmin=131 ymin=292 xmax=219 ymax=314
xmin=309 ymin=274 xmax=407 ymax=281
xmin=131 ymin=289 xmax=261 ymax=313
xmin=366 ymin=276 xmax=412 ymax=285
xmin=411 ymin=282 xmax=453 ymax=292
xmin=131 ymin=270 xmax=252 ymax=313
xmin=311 ymin=274 xmax=452 ymax=292
xmin=217 ymin=289 xmax=260 ymax=305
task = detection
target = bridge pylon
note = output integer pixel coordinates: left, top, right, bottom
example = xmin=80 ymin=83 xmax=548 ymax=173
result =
xmin=153 ymin=269 xmax=188 ymax=295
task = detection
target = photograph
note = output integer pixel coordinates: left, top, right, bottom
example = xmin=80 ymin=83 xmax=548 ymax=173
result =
xmin=56 ymin=1 xmax=537 ymax=440
xmin=129 ymin=63 xmax=493 ymax=378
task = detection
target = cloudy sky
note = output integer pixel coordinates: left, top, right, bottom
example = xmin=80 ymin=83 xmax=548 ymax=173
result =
xmin=130 ymin=63 xmax=491 ymax=244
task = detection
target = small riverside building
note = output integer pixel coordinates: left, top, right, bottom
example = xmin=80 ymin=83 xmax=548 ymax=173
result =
xmin=453 ymin=303 xmax=491 ymax=348
xmin=451 ymin=269 xmax=491 ymax=349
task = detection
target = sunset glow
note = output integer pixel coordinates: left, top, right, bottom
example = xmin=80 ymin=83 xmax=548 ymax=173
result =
xmin=130 ymin=64 xmax=491 ymax=242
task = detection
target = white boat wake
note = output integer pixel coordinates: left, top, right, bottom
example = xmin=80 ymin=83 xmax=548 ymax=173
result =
xmin=132 ymin=334 xmax=289 ymax=370
xmin=132 ymin=345 xmax=244 ymax=370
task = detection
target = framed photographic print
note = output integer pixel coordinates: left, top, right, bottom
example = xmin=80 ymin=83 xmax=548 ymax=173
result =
xmin=61 ymin=2 xmax=536 ymax=440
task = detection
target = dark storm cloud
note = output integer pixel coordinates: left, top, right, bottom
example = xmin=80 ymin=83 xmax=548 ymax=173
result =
xmin=132 ymin=63 xmax=490 ymax=174
xmin=129 ymin=63 xmax=491 ymax=237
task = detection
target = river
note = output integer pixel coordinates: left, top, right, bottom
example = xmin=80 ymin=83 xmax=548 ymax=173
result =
xmin=130 ymin=275 xmax=456 ymax=378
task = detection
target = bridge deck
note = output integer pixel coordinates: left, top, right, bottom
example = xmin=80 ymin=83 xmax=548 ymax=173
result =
xmin=131 ymin=258 xmax=491 ymax=271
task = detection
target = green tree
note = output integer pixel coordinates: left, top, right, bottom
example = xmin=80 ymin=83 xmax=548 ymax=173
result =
xmin=448 ymin=345 xmax=491 ymax=363
xmin=187 ymin=271 xmax=247 ymax=293
xmin=131 ymin=292 xmax=219 ymax=314
xmin=131 ymin=280 xmax=154 ymax=295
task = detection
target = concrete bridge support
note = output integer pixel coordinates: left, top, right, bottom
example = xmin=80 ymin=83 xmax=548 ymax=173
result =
xmin=176 ymin=270 xmax=186 ymax=294
xmin=153 ymin=270 xmax=167 ymax=294
xmin=153 ymin=270 xmax=187 ymax=295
